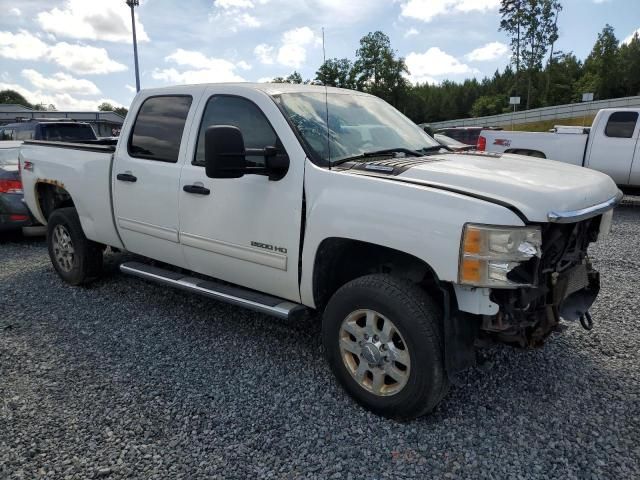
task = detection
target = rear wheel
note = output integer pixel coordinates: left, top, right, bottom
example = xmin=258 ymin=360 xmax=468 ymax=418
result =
xmin=322 ymin=274 xmax=448 ymax=420
xmin=47 ymin=207 xmax=102 ymax=285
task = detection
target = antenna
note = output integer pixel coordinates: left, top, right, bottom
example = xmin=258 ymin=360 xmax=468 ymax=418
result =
xmin=322 ymin=27 xmax=331 ymax=168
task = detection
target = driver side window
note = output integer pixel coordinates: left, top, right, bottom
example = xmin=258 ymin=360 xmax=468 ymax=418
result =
xmin=194 ymin=96 xmax=278 ymax=167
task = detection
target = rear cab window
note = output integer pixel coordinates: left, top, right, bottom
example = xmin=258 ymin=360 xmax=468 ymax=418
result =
xmin=40 ymin=124 xmax=96 ymax=141
xmin=604 ymin=111 xmax=639 ymax=138
xmin=128 ymin=95 xmax=193 ymax=163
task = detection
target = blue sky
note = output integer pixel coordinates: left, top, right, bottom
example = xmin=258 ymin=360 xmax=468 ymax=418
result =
xmin=0 ymin=0 xmax=638 ymax=111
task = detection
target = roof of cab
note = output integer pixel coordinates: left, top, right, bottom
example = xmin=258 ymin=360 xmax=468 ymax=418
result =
xmin=136 ymin=82 xmax=369 ymax=97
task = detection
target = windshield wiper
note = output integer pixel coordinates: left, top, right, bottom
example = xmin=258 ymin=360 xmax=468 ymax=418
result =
xmin=418 ymin=145 xmax=450 ymax=153
xmin=332 ymin=147 xmax=423 ymax=166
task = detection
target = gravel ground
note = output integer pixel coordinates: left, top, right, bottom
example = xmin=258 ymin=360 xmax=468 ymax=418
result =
xmin=1 ymin=205 xmax=639 ymax=480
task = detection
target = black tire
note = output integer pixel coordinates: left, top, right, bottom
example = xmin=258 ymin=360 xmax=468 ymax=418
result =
xmin=322 ymin=274 xmax=448 ymax=420
xmin=47 ymin=207 xmax=103 ymax=285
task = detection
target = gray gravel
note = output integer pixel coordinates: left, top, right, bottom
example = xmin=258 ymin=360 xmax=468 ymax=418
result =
xmin=1 ymin=206 xmax=639 ymax=480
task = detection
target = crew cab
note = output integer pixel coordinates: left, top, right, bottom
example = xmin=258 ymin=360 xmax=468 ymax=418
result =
xmin=20 ymin=84 xmax=621 ymax=419
xmin=477 ymin=108 xmax=640 ymax=188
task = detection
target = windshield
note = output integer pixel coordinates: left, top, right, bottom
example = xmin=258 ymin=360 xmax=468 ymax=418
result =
xmin=41 ymin=124 xmax=97 ymax=142
xmin=274 ymin=92 xmax=440 ymax=164
xmin=0 ymin=148 xmax=19 ymax=166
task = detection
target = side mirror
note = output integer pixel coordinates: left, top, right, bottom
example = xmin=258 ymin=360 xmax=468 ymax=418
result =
xmin=204 ymin=125 xmax=247 ymax=179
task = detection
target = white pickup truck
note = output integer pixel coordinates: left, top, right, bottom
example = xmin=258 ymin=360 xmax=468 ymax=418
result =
xmin=20 ymin=83 xmax=621 ymax=419
xmin=477 ymin=108 xmax=640 ymax=188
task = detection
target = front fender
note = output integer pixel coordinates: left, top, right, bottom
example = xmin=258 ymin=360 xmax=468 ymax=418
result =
xmin=299 ymin=162 xmax=525 ymax=308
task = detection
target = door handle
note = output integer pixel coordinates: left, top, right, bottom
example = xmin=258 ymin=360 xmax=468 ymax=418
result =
xmin=183 ymin=184 xmax=210 ymax=195
xmin=116 ymin=173 xmax=137 ymax=182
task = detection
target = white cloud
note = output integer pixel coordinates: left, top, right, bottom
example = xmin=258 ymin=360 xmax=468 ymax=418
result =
xmin=152 ymin=48 xmax=246 ymax=84
xmin=255 ymin=27 xmax=321 ymax=69
xmin=254 ymin=44 xmax=275 ymax=64
xmin=214 ymin=0 xmax=255 ymax=8
xmin=10 ymin=8 xmax=21 ymax=16
xmin=277 ymin=27 xmax=320 ymax=68
xmin=406 ymin=47 xmax=474 ymax=84
xmin=400 ymin=0 xmax=499 ymax=23
xmin=0 ymin=30 xmax=49 ymax=60
xmin=465 ymin=41 xmax=509 ymax=61
xmin=125 ymin=84 xmax=137 ymax=93
xmin=210 ymin=0 xmax=262 ymax=31
xmin=622 ymin=28 xmax=640 ymax=45
xmin=257 ymin=77 xmax=273 ymax=83
xmin=48 ymin=43 xmax=128 ymax=75
xmin=404 ymin=28 xmax=419 ymax=38
xmin=0 ymin=31 xmax=126 ymax=75
xmin=0 ymin=81 xmax=123 ymax=111
xmin=22 ymin=69 xmax=101 ymax=96
xmin=37 ymin=0 xmax=150 ymax=43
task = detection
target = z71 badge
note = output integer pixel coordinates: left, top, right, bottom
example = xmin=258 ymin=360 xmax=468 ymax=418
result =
xmin=251 ymin=241 xmax=287 ymax=254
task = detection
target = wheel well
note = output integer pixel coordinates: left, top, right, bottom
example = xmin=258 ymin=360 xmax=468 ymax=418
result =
xmin=312 ymin=238 xmax=442 ymax=309
xmin=36 ymin=182 xmax=74 ymax=220
xmin=505 ymin=148 xmax=546 ymax=158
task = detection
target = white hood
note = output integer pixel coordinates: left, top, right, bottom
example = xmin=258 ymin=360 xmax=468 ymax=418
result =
xmin=396 ymin=152 xmax=620 ymax=222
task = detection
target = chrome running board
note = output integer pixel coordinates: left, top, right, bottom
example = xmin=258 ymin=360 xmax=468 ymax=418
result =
xmin=120 ymin=261 xmax=306 ymax=319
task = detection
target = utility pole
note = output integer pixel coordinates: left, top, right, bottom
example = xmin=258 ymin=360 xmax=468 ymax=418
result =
xmin=126 ymin=0 xmax=141 ymax=92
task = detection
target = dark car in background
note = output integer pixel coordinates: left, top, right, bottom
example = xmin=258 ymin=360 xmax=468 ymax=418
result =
xmin=434 ymin=126 xmax=503 ymax=146
xmin=0 ymin=141 xmax=40 ymax=233
xmin=0 ymin=119 xmax=98 ymax=142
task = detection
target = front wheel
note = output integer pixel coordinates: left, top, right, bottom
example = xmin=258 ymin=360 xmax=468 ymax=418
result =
xmin=322 ymin=274 xmax=448 ymax=420
xmin=47 ymin=207 xmax=103 ymax=285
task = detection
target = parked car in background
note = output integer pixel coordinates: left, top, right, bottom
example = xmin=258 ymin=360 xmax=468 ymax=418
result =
xmin=435 ymin=126 xmax=503 ymax=146
xmin=20 ymin=83 xmax=621 ymax=419
xmin=434 ymin=133 xmax=473 ymax=151
xmin=477 ymin=108 xmax=640 ymax=189
xmin=0 ymin=119 xmax=98 ymax=142
xmin=0 ymin=141 xmax=41 ymax=234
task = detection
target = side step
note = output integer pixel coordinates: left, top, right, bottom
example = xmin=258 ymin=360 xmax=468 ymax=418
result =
xmin=120 ymin=261 xmax=307 ymax=319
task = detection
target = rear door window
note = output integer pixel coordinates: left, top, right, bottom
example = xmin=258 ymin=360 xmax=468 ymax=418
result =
xmin=128 ymin=95 xmax=193 ymax=163
xmin=604 ymin=111 xmax=638 ymax=138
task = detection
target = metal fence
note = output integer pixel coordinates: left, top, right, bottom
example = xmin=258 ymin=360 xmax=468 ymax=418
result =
xmin=429 ymin=95 xmax=640 ymax=129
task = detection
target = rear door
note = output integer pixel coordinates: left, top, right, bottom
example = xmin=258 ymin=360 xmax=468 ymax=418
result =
xmin=177 ymin=88 xmax=305 ymax=302
xmin=112 ymin=94 xmax=198 ymax=267
xmin=586 ymin=110 xmax=639 ymax=185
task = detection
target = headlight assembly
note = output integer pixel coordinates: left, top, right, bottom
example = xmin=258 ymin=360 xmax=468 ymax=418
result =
xmin=459 ymin=224 xmax=542 ymax=288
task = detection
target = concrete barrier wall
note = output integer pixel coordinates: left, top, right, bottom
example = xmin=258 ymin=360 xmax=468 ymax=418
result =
xmin=429 ymin=95 xmax=640 ymax=129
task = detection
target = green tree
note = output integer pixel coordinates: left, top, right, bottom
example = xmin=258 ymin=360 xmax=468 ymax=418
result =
xmin=545 ymin=52 xmax=583 ymax=105
xmin=352 ymin=31 xmax=409 ymax=107
xmin=33 ymin=103 xmax=56 ymax=111
xmin=271 ymin=71 xmax=303 ymax=84
xmin=583 ymin=24 xmax=622 ymax=100
xmin=315 ymin=58 xmax=355 ymax=88
xmin=0 ymin=89 xmax=32 ymax=108
xmin=499 ymin=0 xmax=525 ymax=94
xmin=98 ymin=102 xmax=114 ymax=111
xmin=519 ymin=0 xmax=563 ymax=109
xmin=470 ymin=95 xmax=509 ymax=117
xmin=113 ymin=106 xmax=128 ymax=117
xmin=619 ymin=33 xmax=640 ymax=96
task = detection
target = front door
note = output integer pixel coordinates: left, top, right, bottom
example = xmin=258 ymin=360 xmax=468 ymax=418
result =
xmin=113 ymin=94 xmax=196 ymax=267
xmin=178 ymin=88 xmax=305 ymax=302
xmin=587 ymin=110 xmax=640 ymax=185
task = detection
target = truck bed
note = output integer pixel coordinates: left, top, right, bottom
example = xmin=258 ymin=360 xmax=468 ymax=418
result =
xmin=19 ymin=140 xmax=123 ymax=249
xmin=480 ymin=130 xmax=588 ymax=166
